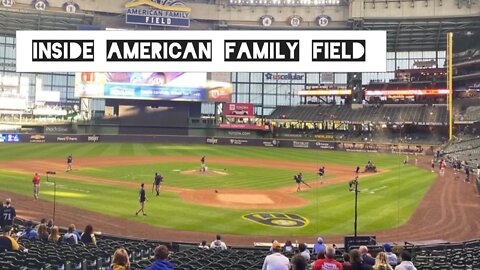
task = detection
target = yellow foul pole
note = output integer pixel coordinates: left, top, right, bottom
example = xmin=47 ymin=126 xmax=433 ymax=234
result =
xmin=447 ymin=32 xmax=453 ymax=141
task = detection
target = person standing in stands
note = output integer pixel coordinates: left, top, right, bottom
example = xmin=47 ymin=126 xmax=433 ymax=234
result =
xmin=0 ymin=198 xmax=16 ymax=228
xmin=32 ymin=172 xmax=41 ymax=200
xmin=66 ymin=154 xmax=73 ymax=172
xmin=146 ymin=245 xmax=174 ymax=270
xmin=135 ymin=183 xmax=147 ymax=216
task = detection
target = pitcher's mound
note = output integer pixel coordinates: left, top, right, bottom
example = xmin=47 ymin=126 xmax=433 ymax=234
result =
xmin=181 ymin=170 xmax=228 ymax=176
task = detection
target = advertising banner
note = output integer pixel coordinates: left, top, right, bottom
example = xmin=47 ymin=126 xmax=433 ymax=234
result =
xmin=224 ymin=103 xmax=254 ymax=117
xmin=218 ymin=124 xmax=270 ymax=130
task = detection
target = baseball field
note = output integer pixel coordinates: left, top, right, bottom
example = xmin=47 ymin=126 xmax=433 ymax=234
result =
xmin=0 ymin=143 xmax=438 ymax=240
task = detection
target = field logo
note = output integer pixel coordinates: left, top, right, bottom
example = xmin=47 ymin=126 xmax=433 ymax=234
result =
xmin=125 ymin=0 xmax=191 ymax=28
xmin=243 ymin=212 xmax=308 ymax=228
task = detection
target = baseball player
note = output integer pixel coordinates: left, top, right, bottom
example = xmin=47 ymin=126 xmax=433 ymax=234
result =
xmin=152 ymin=172 xmax=163 ymax=196
xmin=295 ymin=173 xmax=302 ymax=192
xmin=431 ymin=159 xmax=435 ymax=173
xmin=32 ymin=172 xmax=41 ymax=200
xmin=349 ymin=176 xmax=359 ymax=192
xmin=66 ymin=154 xmax=73 ymax=172
xmin=355 ymin=166 xmax=360 ymax=174
xmin=135 ymin=183 xmax=147 ymax=216
xmin=319 ymin=167 xmax=325 ymax=178
xmin=200 ymin=156 xmax=206 ymax=172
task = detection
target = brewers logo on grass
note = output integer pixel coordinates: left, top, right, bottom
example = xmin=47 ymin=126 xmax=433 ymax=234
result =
xmin=243 ymin=212 xmax=309 ymax=228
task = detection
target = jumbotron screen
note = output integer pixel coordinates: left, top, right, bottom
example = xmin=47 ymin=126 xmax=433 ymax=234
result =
xmin=75 ymin=72 xmax=232 ymax=102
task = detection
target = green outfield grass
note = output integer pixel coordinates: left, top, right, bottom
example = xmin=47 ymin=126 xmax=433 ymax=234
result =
xmin=0 ymin=143 xmax=436 ymax=237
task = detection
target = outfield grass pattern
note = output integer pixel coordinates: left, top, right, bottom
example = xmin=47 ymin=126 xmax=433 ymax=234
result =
xmin=0 ymin=143 xmax=436 ymax=237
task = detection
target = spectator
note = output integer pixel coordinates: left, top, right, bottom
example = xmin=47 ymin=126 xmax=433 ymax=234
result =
xmin=0 ymin=198 xmax=16 ymax=228
xmin=283 ymin=240 xmax=294 ymax=253
xmin=342 ymin=253 xmax=351 ymax=268
xmin=0 ymin=226 xmax=26 ymax=252
xmin=348 ymin=249 xmax=373 ymax=270
xmin=313 ymin=237 xmax=326 ymax=254
xmin=394 ymin=250 xmax=416 ymax=270
xmin=46 ymin=219 xmax=54 ymax=234
xmin=34 ymin=218 xmax=47 ymax=231
xmin=145 ymin=245 xmax=174 ymax=270
xmin=298 ymin=243 xmax=311 ymax=263
xmin=37 ymin=224 xmax=49 ymax=242
xmin=81 ymin=224 xmax=97 ymax=246
xmin=382 ymin=244 xmax=398 ymax=267
xmin=198 ymin=240 xmax=210 ymax=249
xmin=20 ymin=220 xmax=38 ymax=240
xmin=48 ymin=226 xmax=61 ymax=243
xmin=359 ymin=246 xmax=375 ymax=266
xmin=63 ymin=224 xmax=79 ymax=245
xmin=312 ymin=244 xmax=342 ymax=270
xmin=210 ymin=234 xmax=227 ymax=250
xmin=107 ymin=248 xmax=130 ymax=270
xmin=373 ymin=252 xmax=393 ymax=270
xmin=291 ymin=254 xmax=307 ymax=270
xmin=262 ymin=241 xmax=290 ymax=270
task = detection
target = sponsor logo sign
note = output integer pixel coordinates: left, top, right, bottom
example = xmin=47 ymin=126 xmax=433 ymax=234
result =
xmin=293 ymin=141 xmax=310 ymax=148
xmin=314 ymin=141 xmax=335 ymax=150
xmin=264 ymin=72 xmax=304 ymax=81
xmin=229 ymin=139 xmax=248 ymax=145
xmin=243 ymin=212 xmax=308 ymax=228
xmin=206 ymin=137 xmax=218 ymax=144
xmin=219 ymin=124 xmax=269 ymax=130
xmin=262 ymin=140 xmax=278 ymax=147
xmin=224 ymin=103 xmax=254 ymax=117
xmin=45 ymin=126 xmax=70 ymax=133
xmin=87 ymin=135 xmax=99 ymax=142
xmin=227 ymin=131 xmax=251 ymax=136
xmin=56 ymin=136 xmax=78 ymax=142
xmin=30 ymin=134 xmax=46 ymax=143
xmin=16 ymin=30 xmax=386 ymax=72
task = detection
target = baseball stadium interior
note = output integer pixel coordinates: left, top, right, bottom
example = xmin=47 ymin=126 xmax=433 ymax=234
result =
xmin=0 ymin=0 xmax=480 ymax=269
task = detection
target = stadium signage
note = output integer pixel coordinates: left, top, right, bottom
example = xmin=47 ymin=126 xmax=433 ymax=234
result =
xmin=262 ymin=140 xmax=278 ymax=147
xmin=125 ymin=0 xmax=191 ymax=28
xmin=243 ymin=212 xmax=308 ymax=228
xmin=87 ymin=135 xmax=99 ymax=142
xmin=206 ymin=137 xmax=218 ymax=144
xmin=29 ymin=134 xmax=46 ymax=143
xmin=56 ymin=136 xmax=78 ymax=142
xmin=315 ymin=141 xmax=335 ymax=149
xmin=229 ymin=139 xmax=249 ymax=145
xmin=265 ymin=72 xmax=304 ymax=81
xmin=16 ymin=31 xmax=387 ymax=72
xmin=293 ymin=141 xmax=310 ymax=148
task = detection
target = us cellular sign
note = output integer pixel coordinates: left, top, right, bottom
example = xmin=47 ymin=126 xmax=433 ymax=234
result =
xmin=125 ymin=0 xmax=191 ymax=28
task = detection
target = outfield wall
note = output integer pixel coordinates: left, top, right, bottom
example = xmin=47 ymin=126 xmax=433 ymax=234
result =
xmin=9 ymin=134 xmax=430 ymax=154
